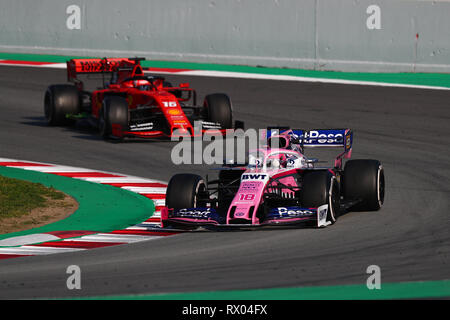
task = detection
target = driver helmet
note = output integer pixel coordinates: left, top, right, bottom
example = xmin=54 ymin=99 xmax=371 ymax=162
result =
xmin=268 ymin=135 xmax=289 ymax=149
xmin=271 ymin=158 xmax=281 ymax=168
xmin=248 ymin=154 xmax=262 ymax=167
xmin=122 ymin=79 xmax=151 ymax=90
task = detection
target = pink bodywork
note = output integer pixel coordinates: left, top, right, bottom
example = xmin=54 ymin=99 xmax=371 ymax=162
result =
xmin=226 ymin=148 xmax=307 ymax=224
xmin=162 ymin=128 xmax=353 ymax=227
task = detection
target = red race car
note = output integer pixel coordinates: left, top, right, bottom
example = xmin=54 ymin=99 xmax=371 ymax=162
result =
xmin=44 ymin=57 xmax=241 ymax=139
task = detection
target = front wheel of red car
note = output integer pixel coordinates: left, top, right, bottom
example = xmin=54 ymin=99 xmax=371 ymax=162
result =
xmin=99 ymin=96 xmax=128 ymax=140
xmin=203 ymin=93 xmax=233 ymax=129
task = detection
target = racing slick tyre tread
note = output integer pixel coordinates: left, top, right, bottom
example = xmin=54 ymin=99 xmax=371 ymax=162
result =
xmin=99 ymin=96 xmax=128 ymax=140
xmin=44 ymin=85 xmax=80 ymax=126
xmin=166 ymin=174 xmax=208 ymax=210
xmin=343 ymin=159 xmax=385 ymax=211
xmin=204 ymin=93 xmax=233 ymax=129
xmin=300 ymin=170 xmax=340 ymax=224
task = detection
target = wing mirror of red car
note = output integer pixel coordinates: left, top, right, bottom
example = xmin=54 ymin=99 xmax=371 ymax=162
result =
xmin=179 ymin=83 xmax=189 ymax=88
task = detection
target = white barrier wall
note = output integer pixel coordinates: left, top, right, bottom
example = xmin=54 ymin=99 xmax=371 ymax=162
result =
xmin=1 ymin=0 xmax=449 ymax=72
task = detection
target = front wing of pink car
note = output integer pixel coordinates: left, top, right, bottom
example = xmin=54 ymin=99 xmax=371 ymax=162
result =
xmin=160 ymin=204 xmax=331 ymax=229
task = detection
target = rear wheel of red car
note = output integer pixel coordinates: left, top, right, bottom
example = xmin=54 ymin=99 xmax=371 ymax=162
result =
xmin=343 ymin=159 xmax=385 ymax=211
xmin=44 ymin=85 xmax=80 ymax=126
xmin=99 ymin=96 xmax=128 ymax=139
xmin=204 ymin=93 xmax=233 ymax=129
xmin=166 ymin=174 xmax=208 ymax=209
xmin=300 ymin=170 xmax=340 ymax=224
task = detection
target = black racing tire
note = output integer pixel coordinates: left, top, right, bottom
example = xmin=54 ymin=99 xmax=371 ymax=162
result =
xmin=343 ymin=159 xmax=385 ymax=211
xmin=99 ymin=96 xmax=128 ymax=139
xmin=203 ymin=93 xmax=233 ymax=129
xmin=44 ymin=85 xmax=80 ymax=126
xmin=166 ymin=174 xmax=208 ymax=210
xmin=300 ymin=170 xmax=340 ymax=224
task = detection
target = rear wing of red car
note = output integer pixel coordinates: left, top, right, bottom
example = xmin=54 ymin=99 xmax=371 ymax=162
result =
xmin=66 ymin=57 xmax=145 ymax=83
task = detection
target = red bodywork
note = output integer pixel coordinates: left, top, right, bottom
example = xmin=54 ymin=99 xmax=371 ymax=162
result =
xmin=67 ymin=58 xmax=215 ymax=138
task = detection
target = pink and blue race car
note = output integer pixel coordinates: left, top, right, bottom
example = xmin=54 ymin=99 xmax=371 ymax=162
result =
xmin=161 ymin=128 xmax=385 ymax=229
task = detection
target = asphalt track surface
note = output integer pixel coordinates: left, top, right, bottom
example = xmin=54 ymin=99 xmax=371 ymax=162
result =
xmin=0 ymin=66 xmax=449 ymax=299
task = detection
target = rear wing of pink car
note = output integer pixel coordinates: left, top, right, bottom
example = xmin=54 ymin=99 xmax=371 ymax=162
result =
xmin=267 ymin=128 xmax=353 ymax=169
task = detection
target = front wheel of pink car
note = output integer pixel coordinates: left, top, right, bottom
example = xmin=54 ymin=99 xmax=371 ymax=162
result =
xmin=300 ymin=170 xmax=340 ymax=224
xmin=166 ymin=174 xmax=208 ymax=210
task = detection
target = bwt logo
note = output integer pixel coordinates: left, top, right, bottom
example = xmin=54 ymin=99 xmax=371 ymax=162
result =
xmin=241 ymin=174 xmax=267 ymax=180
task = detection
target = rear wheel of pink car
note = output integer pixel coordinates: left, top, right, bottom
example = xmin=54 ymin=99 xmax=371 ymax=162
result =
xmin=166 ymin=174 xmax=208 ymax=209
xmin=204 ymin=93 xmax=233 ymax=129
xmin=300 ymin=170 xmax=340 ymax=224
xmin=343 ymin=159 xmax=385 ymax=211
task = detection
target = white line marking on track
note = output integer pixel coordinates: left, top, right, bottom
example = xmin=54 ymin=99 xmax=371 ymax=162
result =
xmin=169 ymin=70 xmax=450 ymax=91
xmin=9 ymin=166 xmax=93 ymax=172
xmin=153 ymin=199 xmax=166 ymax=207
xmin=79 ymin=177 xmax=165 ymax=183
xmin=120 ymin=187 xmax=167 ymax=194
xmin=64 ymin=233 xmax=160 ymax=243
xmin=2 ymin=59 xmax=448 ymax=91
xmin=0 ymin=234 xmax=60 ymax=247
xmin=0 ymin=246 xmax=85 ymax=255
